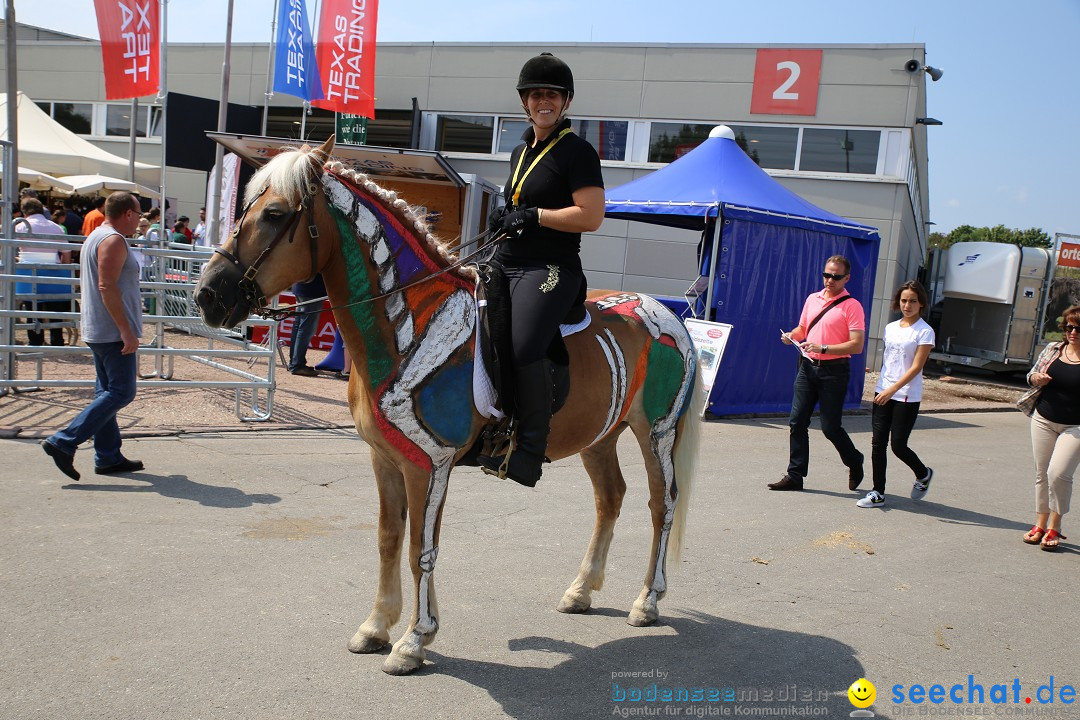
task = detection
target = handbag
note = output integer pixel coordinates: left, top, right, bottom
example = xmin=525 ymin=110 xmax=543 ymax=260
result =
xmin=1016 ymin=342 xmax=1063 ymax=416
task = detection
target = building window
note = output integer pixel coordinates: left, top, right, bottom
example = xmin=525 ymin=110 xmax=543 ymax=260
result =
xmin=265 ymin=106 xmax=337 ymax=141
xmin=497 ymin=119 xmax=530 ymax=153
xmin=105 ymin=104 xmax=152 ymax=137
xmin=574 ymin=119 xmax=627 ymax=161
xmin=647 ymin=122 xmax=715 ymax=163
xmin=48 ymin=102 xmax=93 ymax=134
xmin=367 ymin=109 xmax=413 ymax=148
xmin=436 ymin=114 xmax=494 ymax=153
xmin=727 ymin=124 xmax=798 ymax=170
xmin=799 ymin=128 xmax=880 ymax=174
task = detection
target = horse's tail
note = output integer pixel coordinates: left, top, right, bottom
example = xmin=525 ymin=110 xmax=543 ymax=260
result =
xmin=668 ymin=367 xmax=705 ymax=564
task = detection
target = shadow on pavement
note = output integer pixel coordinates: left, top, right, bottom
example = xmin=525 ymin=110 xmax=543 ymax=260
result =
xmin=429 ymin=610 xmax=862 ymax=718
xmin=62 ymin=473 xmax=281 ymax=508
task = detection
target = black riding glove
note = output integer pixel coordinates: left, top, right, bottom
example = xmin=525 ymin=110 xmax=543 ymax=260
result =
xmin=498 ymin=207 xmax=539 ymax=238
xmin=487 ymin=205 xmax=509 ymax=234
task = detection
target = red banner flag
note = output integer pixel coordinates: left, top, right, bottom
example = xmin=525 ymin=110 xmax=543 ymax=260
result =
xmin=313 ymin=0 xmax=379 ymax=118
xmin=93 ymin=0 xmax=160 ymax=100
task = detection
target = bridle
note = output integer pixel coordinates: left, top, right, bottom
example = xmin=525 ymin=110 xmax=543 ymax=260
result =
xmin=211 ymin=182 xmax=322 ymax=317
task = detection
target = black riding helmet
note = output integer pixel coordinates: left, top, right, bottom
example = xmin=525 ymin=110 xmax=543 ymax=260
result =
xmin=516 ymin=52 xmax=574 ymax=100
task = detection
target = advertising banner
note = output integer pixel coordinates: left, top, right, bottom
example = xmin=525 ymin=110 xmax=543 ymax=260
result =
xmin=93 ymin=0 xmax=159 ymax=100
xmin=273 ymin=0 xmax=324 ymax=101
xmin=313 ymin=0 xmax=379 ymax=117
xmin=1058 ymin=241 xmax=1080 ymax=269
xmin=684 ymin=319 xmax=734 ymax=411
xmin=207 ymin=153 xmax=240 ymax=247
xmin=336 ymin=113 xmax=369 ymax=145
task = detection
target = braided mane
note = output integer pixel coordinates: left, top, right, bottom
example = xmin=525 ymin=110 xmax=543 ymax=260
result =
xmin=246 ymin=144 xmax=474 ymax=279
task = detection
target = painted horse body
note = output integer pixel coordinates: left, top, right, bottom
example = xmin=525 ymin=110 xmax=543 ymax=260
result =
xmin=195 ymin=138 xmax=703 ymax=675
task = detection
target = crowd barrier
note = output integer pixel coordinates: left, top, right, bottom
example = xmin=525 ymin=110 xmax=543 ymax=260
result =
xmin=0 ymin=232 xmax=281 ymax=422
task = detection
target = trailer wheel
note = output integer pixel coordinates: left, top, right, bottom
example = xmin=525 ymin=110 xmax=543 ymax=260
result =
xmin=941 ymin=364 xmax=954 ymax=376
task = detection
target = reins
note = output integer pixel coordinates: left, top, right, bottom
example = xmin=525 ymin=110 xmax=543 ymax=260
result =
xmin=256 ymin=225 xmax=505 ymax=321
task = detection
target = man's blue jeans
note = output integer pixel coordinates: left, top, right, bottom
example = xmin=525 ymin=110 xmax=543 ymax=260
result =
xmin=288 ymin=309 xmax=319 ymax=371
xmin=787 ymin=358 xmax=862 ymax=479
xmin=47 ymin=341 xmax=137 ymax=466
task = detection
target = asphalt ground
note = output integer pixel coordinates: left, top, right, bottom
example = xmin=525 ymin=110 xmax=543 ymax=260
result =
xmin=2 ymin=410 xmax=1076 ymax=720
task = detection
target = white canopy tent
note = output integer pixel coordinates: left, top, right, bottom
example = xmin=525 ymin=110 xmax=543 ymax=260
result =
xmin=0 ymin=91 xmax=159 ymax=187
xmin=58 ymin=174 xmax=160 ymax=199
xmin=0 ymin=164 xmax=75 ymax=193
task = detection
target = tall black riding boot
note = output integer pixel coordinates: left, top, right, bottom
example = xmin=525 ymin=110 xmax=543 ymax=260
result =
xmin=478 ymin=358 xmax=554 ymax=487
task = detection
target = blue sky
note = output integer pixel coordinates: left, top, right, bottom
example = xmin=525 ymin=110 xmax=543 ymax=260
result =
xmin=6 ymin=0 xmax=1079 ymax=238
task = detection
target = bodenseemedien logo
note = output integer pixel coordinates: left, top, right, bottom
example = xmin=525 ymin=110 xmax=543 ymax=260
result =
xmin=848 ymin=678 xmax=876 ymax=717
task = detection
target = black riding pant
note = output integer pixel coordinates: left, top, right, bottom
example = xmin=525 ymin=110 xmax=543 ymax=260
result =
xmin=503 ymin=264 xmax=584 ymax=366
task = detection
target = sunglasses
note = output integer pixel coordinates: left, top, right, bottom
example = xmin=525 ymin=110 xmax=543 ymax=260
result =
xmin=1065 ymin=325 xmax=1080 ymax=334
xmin=822 ymin=272 xmax=848 ymax=281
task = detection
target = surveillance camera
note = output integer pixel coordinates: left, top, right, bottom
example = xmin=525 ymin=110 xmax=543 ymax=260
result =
xmin=904 ymin=59 xmax=922 ymax=74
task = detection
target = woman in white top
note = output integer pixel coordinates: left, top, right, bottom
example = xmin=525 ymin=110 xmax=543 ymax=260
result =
xmin=858 ymin=280 xmax=936 ymax=508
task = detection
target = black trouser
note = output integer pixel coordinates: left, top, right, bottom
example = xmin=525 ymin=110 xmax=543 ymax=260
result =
xmin=870 ymin=397 xmax=927 ymax=494
xmin=503 ymin=263 xmax=584 ymax=365
xmin=20 ymin=300 xmax=71 ymax=346
xmin=787 ymin=358 xmax=863 ymax=479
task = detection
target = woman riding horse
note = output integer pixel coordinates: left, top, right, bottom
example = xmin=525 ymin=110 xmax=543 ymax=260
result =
xmin=477 ymin=52 xmax=607 ymax=487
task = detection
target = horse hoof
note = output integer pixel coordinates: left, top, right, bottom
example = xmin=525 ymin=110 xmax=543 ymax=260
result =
xmin=627 ymin=608 xmax=658 ymax=627
xmin=557 ymin=594 xmax=591 ymax=614
xmin=348 ymin=632 xmax=389 ymax=654
xmin=382 ymin=652 xmax=423 ymax=675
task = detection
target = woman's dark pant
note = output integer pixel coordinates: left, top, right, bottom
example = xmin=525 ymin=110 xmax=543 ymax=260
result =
xmin=504 ymin=264 xmax=583 ymax=365
xmin=871 ymin=397 xmax=928 ymax=494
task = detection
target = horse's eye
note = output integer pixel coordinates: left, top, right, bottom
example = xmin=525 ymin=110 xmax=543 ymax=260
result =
xmin=263 ymin=209 xmax=286 ymax=222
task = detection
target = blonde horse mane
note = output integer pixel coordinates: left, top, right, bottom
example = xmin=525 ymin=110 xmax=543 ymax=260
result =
xmin=246 ymin=144 xmax=472 ymax=277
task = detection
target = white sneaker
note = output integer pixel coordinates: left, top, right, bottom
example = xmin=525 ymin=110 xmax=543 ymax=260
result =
xmin=911 ymin=468 xmax=933 ymax=500
xmin=856 ymin=490 xmax=885 ymax=508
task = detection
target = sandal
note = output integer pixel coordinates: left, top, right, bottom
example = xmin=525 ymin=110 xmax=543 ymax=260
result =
xmin=1023 ymin=525 xmax=1045 ymax=544
xmin=1041 ymin=529 xmax=1066 ymax=552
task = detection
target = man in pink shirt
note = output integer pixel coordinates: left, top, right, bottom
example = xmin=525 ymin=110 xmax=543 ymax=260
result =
xmin=770 ymin=255 xmax=866 ymax=492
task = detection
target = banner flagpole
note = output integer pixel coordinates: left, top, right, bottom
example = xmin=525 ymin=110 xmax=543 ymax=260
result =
xmin=262 ymin=0 xmax=279 ymax=135
xmin=158 ymin=0 xmax=168 ymax=229
xmin=207 ymin=0 xmax=235 ymax=246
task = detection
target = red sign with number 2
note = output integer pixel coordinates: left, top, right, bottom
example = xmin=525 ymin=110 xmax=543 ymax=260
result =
xmin=750 ymin=49 xmax=822 ymax=116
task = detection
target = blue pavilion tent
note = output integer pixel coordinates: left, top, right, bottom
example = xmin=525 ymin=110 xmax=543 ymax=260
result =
xmin=605 ymin=126 xmax=881 ymax=416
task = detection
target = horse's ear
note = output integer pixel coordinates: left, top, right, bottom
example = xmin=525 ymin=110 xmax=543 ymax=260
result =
xmin=313 ymin=135 xmax=336 ymax=164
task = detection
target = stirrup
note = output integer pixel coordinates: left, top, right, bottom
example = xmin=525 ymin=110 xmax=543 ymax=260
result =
xmin=478 ymin=417 xmax=516 ymax=480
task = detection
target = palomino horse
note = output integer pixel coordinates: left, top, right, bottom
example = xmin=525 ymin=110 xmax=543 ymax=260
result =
xmin=195 ymin=137 xmax=704 ymax=675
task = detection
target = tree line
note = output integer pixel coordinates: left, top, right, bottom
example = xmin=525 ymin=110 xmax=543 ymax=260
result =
xmin=929 ymin=225 xmax=1053 ymax=249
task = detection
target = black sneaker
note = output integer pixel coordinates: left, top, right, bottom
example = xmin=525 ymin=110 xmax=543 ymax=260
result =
xmin=290 ymin=365 xmax=318 ymax=377
xmin=42 ymin=440 xmax=80 ymax=481
xmin=911 ymin=468 xmax=933 ymax=500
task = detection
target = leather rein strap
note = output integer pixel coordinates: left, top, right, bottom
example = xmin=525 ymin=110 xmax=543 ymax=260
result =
xmin=212 ymin=184 xmax=321 ymax=316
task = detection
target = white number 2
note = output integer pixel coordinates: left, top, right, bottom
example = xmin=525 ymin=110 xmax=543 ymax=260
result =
xmin=772 ymin=61 xmax=801 ymax=100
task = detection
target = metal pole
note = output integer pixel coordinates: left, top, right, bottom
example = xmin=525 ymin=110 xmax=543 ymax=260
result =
xmin=262 ymin=0 xmax=279 ymax=135
xmin=703 ymin=210 xmax=722 ymax=321
xmin=5 ymin=0 xmax=19 ymax=174
xmin=158 ymin=0 xmax=168 ymax=230
xmin=206 ymin=0 xmax=235 ymax=248
xmin=128 ymin=97 xmax=138 ymax=181
xmin=300 ymin=101 xmax=308 ymax=138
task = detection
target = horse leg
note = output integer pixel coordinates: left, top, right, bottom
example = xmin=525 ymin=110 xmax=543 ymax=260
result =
xmin=383 ymin=458 xmax=452 ymax=675
xmin=558 ymin=429 xmax=628 ymax=614
xmin=626 ymin=419 xmax=678 ymax=627
xmin=349 ymin=449 xmax=406 ymax=654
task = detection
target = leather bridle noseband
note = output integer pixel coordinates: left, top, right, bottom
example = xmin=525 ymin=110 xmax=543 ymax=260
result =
xmin=211 ymin=182 xmax=322 ymax=317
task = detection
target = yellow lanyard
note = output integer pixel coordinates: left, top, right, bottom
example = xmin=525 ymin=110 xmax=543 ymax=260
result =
xmin=509 ymin=127 xmax=573 ymax=207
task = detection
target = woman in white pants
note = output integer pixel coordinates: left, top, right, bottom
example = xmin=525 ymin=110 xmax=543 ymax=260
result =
xmin=1022 ymin=305 xmax=1080 ymax=551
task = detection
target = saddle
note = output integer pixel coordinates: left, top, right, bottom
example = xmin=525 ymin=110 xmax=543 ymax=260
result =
xmin=458 ymin=263 xmax=587 ymax=467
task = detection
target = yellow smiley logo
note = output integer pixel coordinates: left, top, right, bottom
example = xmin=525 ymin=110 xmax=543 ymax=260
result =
xmin=848 ymin=678 xmax=876 ymax=708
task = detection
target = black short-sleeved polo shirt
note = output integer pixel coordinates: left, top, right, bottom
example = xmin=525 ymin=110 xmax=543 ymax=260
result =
xmin=495 ymin=119 xmax=605 ymax=269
